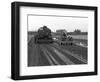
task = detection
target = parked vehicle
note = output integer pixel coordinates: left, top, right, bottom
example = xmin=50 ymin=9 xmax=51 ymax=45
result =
xmin=57 ymin=32 xmax=73 ymax=45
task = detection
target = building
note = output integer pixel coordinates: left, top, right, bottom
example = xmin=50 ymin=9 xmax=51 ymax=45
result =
xmin=56 ymin=29 xmax=67 ymax=35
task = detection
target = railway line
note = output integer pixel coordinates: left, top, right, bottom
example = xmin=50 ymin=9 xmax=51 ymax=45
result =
xmin=28 ymin=26 xmax=87 ymax=66
xmin=28 ymin=42 xmax=87 ymax=66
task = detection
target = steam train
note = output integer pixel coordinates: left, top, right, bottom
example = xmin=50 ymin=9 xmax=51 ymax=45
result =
xmin=34 ymin=26 xmax=73 ymax=45
xmin=34 ymin=26 xmax=53 ymax=44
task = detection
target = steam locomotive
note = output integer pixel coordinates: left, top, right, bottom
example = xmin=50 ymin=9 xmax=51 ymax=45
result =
xmin=34 ymin=25 xmax=73 ymax=45
xmin=34 ymin=26 xmax=53 ymax=44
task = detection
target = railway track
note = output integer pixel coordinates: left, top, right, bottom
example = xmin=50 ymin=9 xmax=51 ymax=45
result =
xmin=49 ymin=43 xmax=87 ymax=64
xmin=28 ymin=42 xmax=87 ymax=66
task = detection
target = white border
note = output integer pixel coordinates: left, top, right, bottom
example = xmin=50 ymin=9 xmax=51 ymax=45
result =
xmin=20 ymin=6 xmax=94 ymax=76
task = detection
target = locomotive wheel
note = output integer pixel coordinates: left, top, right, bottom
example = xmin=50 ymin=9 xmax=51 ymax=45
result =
xmin=61 ymin=43 xmax=62 ymax=45
xmin=71 ymin=43 xmax=73 ymax=45
xmin=66 ymin=43 xmax=68 ymax=45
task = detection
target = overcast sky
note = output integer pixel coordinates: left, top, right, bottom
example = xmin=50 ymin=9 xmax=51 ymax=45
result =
xmin=28 ymin=15 xmax=88 ymax=32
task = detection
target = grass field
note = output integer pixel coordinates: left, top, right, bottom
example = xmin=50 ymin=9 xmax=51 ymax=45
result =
xmin=70 ymin=35 xmax=87 ymax=40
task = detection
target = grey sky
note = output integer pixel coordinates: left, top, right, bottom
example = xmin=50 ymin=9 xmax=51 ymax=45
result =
xmin=28 ymin=15 xmax=88 ymax=32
